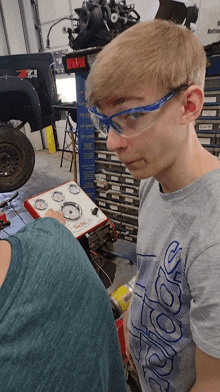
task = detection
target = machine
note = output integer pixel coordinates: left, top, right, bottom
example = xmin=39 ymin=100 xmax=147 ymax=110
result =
xmin=24 ymin=180 xmax=117 ymax=288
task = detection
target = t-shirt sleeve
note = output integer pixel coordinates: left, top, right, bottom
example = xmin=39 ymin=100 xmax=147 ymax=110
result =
xmin=187 ymin=245 xmax=220 ymax=358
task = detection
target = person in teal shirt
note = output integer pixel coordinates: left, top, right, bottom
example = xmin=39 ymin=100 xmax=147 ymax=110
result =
xmin=0 ymin=209 xmax=126 ymax=391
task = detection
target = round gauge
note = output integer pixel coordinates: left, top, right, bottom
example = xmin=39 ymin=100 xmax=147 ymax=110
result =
xmin=60 ymin=202 xmax=82 ymax=220
xmin=69 ymin=183 xmax=80 ymax=195
xmin=52 ymin=191 xmax=65 ymax=202
xmin=34 ymin=198 xmax=48 ymax=210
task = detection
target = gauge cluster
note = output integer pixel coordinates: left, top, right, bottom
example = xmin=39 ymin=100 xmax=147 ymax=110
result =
xmin=24 ymin=181 xmax=108 ymax=238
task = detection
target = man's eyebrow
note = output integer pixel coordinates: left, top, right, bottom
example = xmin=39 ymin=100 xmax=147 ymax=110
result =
xmin=112 ymin=96 xmax=145 ymax=107
xmin=96 ymin=96 xmax=145 ymax=113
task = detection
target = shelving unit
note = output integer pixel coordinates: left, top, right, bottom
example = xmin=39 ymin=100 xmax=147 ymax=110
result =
xmin=94 ymin=130 xmax=139 ymax=243
xmin=195 ymin=56 xmax=220 ymax=156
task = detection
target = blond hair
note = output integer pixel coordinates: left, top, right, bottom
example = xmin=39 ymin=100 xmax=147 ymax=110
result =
xmin=86 ymin=19 xmax=206 ymax=107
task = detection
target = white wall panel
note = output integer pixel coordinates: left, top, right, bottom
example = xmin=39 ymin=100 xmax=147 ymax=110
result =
xmin=21 ymin=0 xmax=40 ymax=53
xmin=0 ymin=10 xmax=9 ymax=55
xmin=23 ymin=123 xmax=44 ymax=151
xmin=39 ymin=0 xmax=70 ymax=23
xmin=134 ymin=0 xmax=159 ymax=21
xmin=39 ymin=0 xmax=74 ymax=51
xmin=70 ymin=0 xmax=83 ymax=8
xmin=1 ymin=0 xmax=26 ymax=54
xmin=196 ymin=0 xmax=220 ymax=45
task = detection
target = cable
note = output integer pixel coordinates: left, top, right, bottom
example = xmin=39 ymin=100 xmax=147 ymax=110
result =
xmin=2 ymin=229 xmax=9 ymax=236
xmin=9 ymin=205 xmax=26 ymax=225
xmin=0 ymin=191 xmax=19 ymax=208
xmin=90 ymin=251 xmax=116 ymax=291
xmin=46 ymin=16 xmax=79 ymax=48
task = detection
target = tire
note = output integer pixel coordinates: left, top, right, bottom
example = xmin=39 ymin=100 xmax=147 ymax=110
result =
xmin=0 ymin=126 xmax=35 ymax=193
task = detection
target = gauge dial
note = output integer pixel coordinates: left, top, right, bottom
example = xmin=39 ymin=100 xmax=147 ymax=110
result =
xmin=69 ymin=183 xmax=80 ymax=195
xmin=34 ymin=198 xmax=48 ymax=210
xmin=52 ymin=191 xmax=65 ymax=202
xmin=60 ymin=202 xmax=82 ymax=220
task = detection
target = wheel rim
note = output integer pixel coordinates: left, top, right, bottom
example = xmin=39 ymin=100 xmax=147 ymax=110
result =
xmin=0 ymin=142 xmax=22 ymax=177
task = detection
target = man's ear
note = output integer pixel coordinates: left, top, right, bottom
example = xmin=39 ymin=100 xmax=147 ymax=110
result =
xmin=181 ymin=85 xmax=204 ymax=125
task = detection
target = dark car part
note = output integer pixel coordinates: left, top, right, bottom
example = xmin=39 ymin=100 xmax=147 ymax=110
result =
xmin=204 ymin=40 xmax=220 ymax=56
xmin=78 ymin=220 xmax=117 ymax=288
xmin=184 ymin=4 xmax=199 ymax=29
xmin=0 ymin=52 xmax=64 ymax=192
xmin=0 ymin=191 xmax=18 ymax=230
xmin=0 ymin=52 xmax=61 ymax=131
xmin=0 ymin=76 xmax=42 ymax=132
xmin=155 ymin=1 xmax=199 ymax=31
xmin=61 ymin=0 xmax=140 ymax=51
xmin=0 ymin=211 xmax=10 ymax=230
xmin=0 ymin=126 xmax=35 ymax=193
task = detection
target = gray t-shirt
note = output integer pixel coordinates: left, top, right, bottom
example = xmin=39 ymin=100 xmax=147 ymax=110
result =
xmin=128 ymin=168 xmax=220 ymax=392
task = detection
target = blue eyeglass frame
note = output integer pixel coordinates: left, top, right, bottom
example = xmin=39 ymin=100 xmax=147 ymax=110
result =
xmin=89 ymin=85 xmax=188 ymax=135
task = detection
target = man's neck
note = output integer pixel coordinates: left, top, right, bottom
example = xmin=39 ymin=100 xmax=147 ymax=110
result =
xmin=0 ymin=240 xmax=12 ymax=287
xmin=157 ymin=129 xmax=220 ymax=194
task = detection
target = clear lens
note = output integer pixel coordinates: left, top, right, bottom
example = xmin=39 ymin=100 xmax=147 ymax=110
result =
xmin=90 ymin=113 xmax=108 ymax=136
xmin=90 ymin=110 xmax=160 ymax=137
xmin=111 ymin=120 xmax=123 ymax=135
xmin=99 ymin=121 xmax=108 ymax=136
xmin=112 ymin=110 xmax=160 ymax=137
xmin=90 ymin=105 xmax=160 ymax=137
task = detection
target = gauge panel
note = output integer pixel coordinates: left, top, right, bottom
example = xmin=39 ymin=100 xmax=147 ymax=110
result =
xmin=60 ymin=201 xmax=82 ymax=220
xmin=52 ymin=191 xmax=65 ymax=202
xmin=69 ymin=183 xmax=80 ymax=194
xmin=34 ymin=198 xmax=48 ymax=210
xmin=24 ymin=180 xmax=108 ymax=238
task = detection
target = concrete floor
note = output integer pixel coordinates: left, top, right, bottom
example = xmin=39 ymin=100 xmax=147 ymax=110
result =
xmin=0 ymin=148 xmax=141 ymax=392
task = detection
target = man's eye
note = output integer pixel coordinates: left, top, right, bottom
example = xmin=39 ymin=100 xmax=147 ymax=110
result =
xmin=128 ymin=112 xmax=144 ymax=120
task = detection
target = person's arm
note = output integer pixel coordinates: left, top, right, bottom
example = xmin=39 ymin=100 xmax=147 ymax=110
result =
xmin=190 ymin=346 xmax=220 ymax=391
xmin=0 ymin=240 xmax=11 ymax=287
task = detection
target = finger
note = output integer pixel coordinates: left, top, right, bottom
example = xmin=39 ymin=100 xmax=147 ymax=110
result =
xmin=58 ymin=213 xmax=66 ymax=224
xmin=126 ymin=350 xmax=137 ymax=372
xmin=44 ymin=209 xmax=53 ymax=217
xmin=129 ymin=359 xmax=137 ymax=372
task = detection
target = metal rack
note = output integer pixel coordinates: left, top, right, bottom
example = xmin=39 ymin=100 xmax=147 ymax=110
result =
xmin=94 ymin=130 xmax=139 ymax=243
xmin=195 ymin=56 xmax=220 ymax=156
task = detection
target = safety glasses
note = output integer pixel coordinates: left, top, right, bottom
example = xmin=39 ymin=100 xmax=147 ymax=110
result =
xmin=89 ymin=85 xmax=188 ymax=137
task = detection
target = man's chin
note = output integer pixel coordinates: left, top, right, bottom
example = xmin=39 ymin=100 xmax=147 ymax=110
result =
xmin=126 ymin=167 xmax=151 ymax=181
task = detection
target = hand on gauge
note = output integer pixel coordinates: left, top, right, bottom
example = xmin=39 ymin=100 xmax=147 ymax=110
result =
xmin=44 ymin=209 xmax=66 ymax=225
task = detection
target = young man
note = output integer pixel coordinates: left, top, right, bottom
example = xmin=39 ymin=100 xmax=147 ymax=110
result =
xmin=86 ymin=20 xmax=220 ymax=392
xmin=0 ymin=209 xmax=126 ymax=392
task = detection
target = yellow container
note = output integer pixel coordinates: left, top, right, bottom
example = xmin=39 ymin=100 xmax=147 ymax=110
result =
xmin=46 ymin=125 xmax=56 ymax=153
xmin=110 ymin=276 xmax=136 ymax=318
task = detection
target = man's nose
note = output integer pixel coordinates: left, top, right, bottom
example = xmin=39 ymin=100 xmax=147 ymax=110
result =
xmin=106 ymin=128 xmax=128 ymax=151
